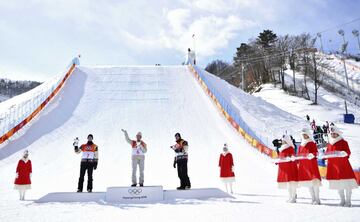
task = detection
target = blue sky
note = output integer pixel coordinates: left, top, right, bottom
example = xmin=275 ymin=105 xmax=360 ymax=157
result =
xmin=0 ymin=0 xmax=359 ymax=81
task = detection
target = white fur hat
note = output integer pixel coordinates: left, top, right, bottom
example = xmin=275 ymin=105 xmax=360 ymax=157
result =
xmin=282 ymin=135 xmax=294 ymax=147
xmin=301 ymin=128 xmax=312 ymax=137
xmin=329 ymin=125 xmax=342 ymax=135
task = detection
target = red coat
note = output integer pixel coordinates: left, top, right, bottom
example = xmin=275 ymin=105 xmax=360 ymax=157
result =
xmin=297 ymin=141 xmax=321 ymax=181
xmin=277 ymin=146 xmax=298 ymax=183
xmin=219 ymin=152 xmax=235 ymax=178
xmin=326 ymin=139 xmax=356 ymax=180
xmin=14 ymin=159 xmax=32 ymax=185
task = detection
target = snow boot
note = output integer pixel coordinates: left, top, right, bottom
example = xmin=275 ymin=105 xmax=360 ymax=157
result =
xmin=309 ymin=187 xmax=316 ymax=204
xmin=338 ymin=190 xmax=345 ymax=206
xmin=287 ymin=185 xmax=297 ymax=203
xmin=131 ymin=184 xmax=137 ymax=187
xmin=344 ymin=189 xmax=352 ymax=207
xmin=314 ymin=186 xmax=321 ymax=205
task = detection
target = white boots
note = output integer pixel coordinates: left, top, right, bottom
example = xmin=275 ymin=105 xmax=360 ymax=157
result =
xmin=338 ymin=190 xmax=345 ymax=206
xmin=344 ymin=189 xmax=352 ymax=207
xmin=224 ymin=182 xmax=233 ymax=194
xmin=309 ymin=187 xmax=321 ymax=205
xmin=338 ymin=189 xmax=352 ymax=207
xmin=287 ymin=184 xmax=321 ymax=204
xmin=287 ymin=185 xmax=297 ymax=203
xmin=19 ymin=190 xmax=26 ymax=201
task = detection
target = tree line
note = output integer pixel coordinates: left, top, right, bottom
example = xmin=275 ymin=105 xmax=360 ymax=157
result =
xmin=206 ymin=30 xmax=329 ymax=105
xmin=0 ymin=78 xmax=41 ymax=102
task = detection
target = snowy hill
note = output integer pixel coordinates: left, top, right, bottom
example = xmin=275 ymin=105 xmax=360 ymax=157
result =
xmin=317 ymin=53 xmax=360 ymax=97
xmin=254 ymin=82 xmax=360 ymax=169
xmin=0 ymin=94 xmax=9 ymax=102
xmin=0 ymin=65 xmax=359 ymax=221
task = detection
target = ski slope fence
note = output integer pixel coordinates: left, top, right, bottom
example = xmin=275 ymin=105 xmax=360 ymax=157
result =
xmin=188 ymin=64 xmax=277 ymax=159
xmin=0 ymin=64 xmax=76 ymax=145
xmin=188 ymin=64 xmax=360 ymax=185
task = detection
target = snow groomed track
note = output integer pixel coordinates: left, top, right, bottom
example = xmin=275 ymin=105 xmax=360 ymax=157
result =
xmin=0 ymin=64 xmax=359 ymax=221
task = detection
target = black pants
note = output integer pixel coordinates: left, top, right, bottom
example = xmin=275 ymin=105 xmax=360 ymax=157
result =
xmin=177 ymin=159 xmax=191 ymax=188
xmin=78 ymin=161 xmax=94 ymax=191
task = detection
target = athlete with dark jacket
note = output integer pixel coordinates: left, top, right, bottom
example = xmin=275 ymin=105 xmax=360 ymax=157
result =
xmin=171 ymin=133 xmax=191 ymax=190
xmin=73 ymin=134 xmax=98 ymax=192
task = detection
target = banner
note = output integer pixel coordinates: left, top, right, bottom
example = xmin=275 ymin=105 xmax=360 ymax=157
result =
xmin=0 ymin=64 xmax=76 ymax=145
xmin=187 ymin=64 xmax=277 ymax=159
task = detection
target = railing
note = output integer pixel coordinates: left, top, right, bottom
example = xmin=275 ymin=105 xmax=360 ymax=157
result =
xmin=188 ymin=63 xmax=277 ymax=158
xmin=0 ymin=63 xmax=76 ymax=145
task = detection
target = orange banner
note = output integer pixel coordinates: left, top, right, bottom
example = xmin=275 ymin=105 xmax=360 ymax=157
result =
xmin=0 ymin=64 xmax=76 ymax=145
xmin=187 ymin=64 xmax=274 ymax=158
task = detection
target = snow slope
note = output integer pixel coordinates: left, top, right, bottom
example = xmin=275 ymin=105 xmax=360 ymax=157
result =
xmin=284 ymin=68 xmax=360 ymax=168
xmin=0 ymin=65 xmax=359 ymax=221
xmin=318 ymin=53 xmax=360 ymax=95
xmin=0 ymin=94 xmax=9 ymax=102
xmin=196 ymin=68 xmax=308 ymax=147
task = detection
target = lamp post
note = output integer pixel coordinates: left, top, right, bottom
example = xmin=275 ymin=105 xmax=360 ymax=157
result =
xmin=192 ymin=34 xmax=196 ymax=65
xmin=241 ymin=63 xmax=245 ymax=90
xmin=338 ymin=29 xmax=346 ymax=44
xmin=338 ymin=29 xmax=350 ymax=89
xmin=317 ymin=33 xmax=324 ymax=52
xmin=352 ymin=29 xmax=360 ymax=53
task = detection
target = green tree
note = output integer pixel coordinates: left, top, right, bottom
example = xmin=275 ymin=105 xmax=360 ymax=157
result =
xmin=256 ymin=30 xmax=278 ymax=48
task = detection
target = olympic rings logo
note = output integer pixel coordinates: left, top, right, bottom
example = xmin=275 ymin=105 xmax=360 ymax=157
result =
xmin=128 ymin=188 xmax=143 ymax=195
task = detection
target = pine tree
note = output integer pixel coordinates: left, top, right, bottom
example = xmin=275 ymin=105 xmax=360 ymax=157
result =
xmin=256 ymin=30 xmax=278 ymax=48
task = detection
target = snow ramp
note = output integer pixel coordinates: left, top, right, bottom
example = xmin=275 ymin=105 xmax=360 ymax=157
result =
xmin=0 ymin=64 xmax=283 ymax=192
xmin=1 ymin=64 xmax=360 ymax=222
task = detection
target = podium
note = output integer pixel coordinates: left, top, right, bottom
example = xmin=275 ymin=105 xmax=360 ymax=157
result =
xmin=36 ymin=187 xmax=233 ymax=204
xmin=106 ymin=186 xmax=164 ymax=203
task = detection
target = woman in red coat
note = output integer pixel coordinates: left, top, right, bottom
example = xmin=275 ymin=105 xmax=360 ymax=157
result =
xmin=297 ymin=128 xmax=321 ymax=205
xmin=326 ymin=125 xmax=358 ymax=207
xmin=14 ymin=150 xmax=32 ymax=200
xmin=219 ymin=144 xmax=235 ymax=194
xmin=277 ymin=135 xmax=298 ymax=203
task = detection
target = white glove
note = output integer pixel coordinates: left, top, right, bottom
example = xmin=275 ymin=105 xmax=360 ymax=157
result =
xmin=30 ymin=173 xmax=32 ymax=178
xmin=340 ymin=151 xmax=348 ymax=157
xmin=290 ymin=156 xmax=296 ymax=162
xmin=231 ymin=166 xmax=234 ymax=172
xmin=307 ymin=153 xmax=315 ymax=160
xmin=16 ymin=173 xmax=19 ymax=179
xmin=73 ymin=137 xmax=79 ymax=147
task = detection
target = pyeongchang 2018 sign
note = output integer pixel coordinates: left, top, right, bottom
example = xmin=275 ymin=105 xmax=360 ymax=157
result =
xmin=106 ymin=186 xmax=164 ymax=203
xmin=123 ymin=188 xmax=147 ymax=200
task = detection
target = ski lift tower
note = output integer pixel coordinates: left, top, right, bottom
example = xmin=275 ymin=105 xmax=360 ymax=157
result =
xmin=317 ymin=33 xmax=324 ymax=52
xmin=338 ymin=29 xmax=355 ymax=123
xmin=352 ymin=29 xmax=360 ymax=54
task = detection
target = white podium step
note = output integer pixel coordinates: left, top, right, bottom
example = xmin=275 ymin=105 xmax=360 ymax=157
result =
xmin=106 ymin=186 xmax=164 ymax=203
xmin=35 ymin=192 xmax=105 ymax=203
xmin=164 ymin=188 xmax=233 ymax=200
